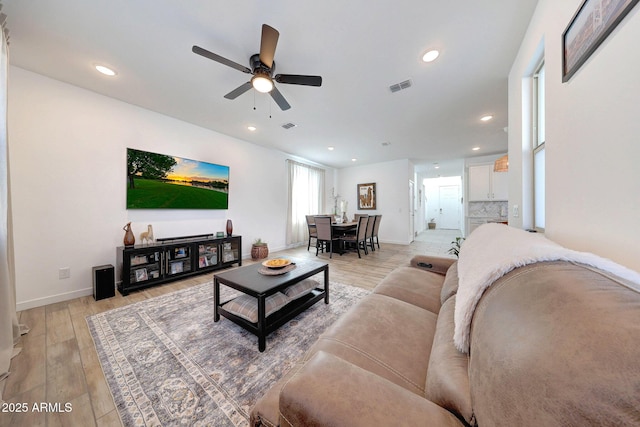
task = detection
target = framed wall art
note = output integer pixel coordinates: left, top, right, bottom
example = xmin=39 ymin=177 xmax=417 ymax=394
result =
xmin=357 ymin=183 xmax=376 ymax=210
xmin=562 ymin=0 xmax=639 ymax=82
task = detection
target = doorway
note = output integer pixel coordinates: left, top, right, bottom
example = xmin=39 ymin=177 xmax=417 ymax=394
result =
xmin=423 ymin=176 xmax=462 ymax=230
xmin=409 ymin=180 xmax=415 ymax=241
xmin=438 ymin=185 xmax=461 ymax=229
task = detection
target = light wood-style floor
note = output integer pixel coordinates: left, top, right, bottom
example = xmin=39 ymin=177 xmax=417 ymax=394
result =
xmin=0 ymin=230 xmax=459 ymax=427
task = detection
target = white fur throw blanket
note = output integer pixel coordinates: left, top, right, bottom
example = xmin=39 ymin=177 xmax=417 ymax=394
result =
xmin=454 ymin=223 xmax=640 ymax=353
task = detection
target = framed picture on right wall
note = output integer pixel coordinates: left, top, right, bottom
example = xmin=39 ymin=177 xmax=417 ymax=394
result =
xmin=562 ymin=0 xmax=639 ymax=82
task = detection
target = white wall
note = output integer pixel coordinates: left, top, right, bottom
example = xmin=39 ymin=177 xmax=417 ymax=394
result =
xmin=8 ymin=67 xmax=335 ymax=310
xmin=509 ymin=0 xmax=640 ymax=271
xmin=337 ymin=159 xmax=412 ymax=245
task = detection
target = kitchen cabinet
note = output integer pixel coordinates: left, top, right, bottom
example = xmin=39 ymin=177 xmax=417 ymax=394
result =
xmin=466 ymin=217 xmax=509 ymax=237
xmin=468 ymin=164 xmax=508 ymax=201
xmin=467 ymin=217 xmax=488 ymax=236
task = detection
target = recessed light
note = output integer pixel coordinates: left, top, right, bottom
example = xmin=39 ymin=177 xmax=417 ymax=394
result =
xmin=247 ymin=126 xmax=257 ymax=131
xmin=95 ymin=65 xmax=117 ymax=76
xmin=422 ymin=50 xmax=440 ymax=63
xmin=328 ymin=146 xmax=334 ymax=151
xmin=472 ymin=147 xmax=480 ymax=151
xmin=351 ymin=158 xmax=357 ymax=162
xmin=480 ymin=115 xmax=493 ymax=122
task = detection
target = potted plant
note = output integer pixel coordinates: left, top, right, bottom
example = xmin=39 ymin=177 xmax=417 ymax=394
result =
xmin=428 ymin=218 xmax=436 ymax=229
xmin=251 ymin=238 xmax=269 ymax=260
xmin=448 ymin=237 xmax=465 ymax=258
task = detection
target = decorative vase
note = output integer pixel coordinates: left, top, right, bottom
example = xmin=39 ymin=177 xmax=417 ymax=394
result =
xmin=123 ymin=222 xmax=135 ymax=246
xmin=226 ymin=219 xmax=233 ymax=237
xmin=251 ymin=244 xmax=269 ymax=260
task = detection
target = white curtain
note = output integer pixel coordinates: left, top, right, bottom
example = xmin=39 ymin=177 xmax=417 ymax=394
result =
xmin=0 ymin=21 xmax=26 ymax=403
xmin=286 ymin=160 xmax=325 ymax=246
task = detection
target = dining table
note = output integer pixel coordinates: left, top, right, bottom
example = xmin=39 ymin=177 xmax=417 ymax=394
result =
xmin=310 ymin=218 xmax=358 ymax=255
xmin=331 ymin=221 xmax=357 ymax=232
xmin=309 ymin=218 xmax=357 ymax=232
xmin=331 ymin=222 xmax=358 ymax=247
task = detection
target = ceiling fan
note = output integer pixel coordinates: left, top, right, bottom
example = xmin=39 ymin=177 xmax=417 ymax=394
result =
xmin=192 ymin=24 xmax=322 ymax=111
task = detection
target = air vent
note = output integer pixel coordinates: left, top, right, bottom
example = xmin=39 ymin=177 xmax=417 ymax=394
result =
xmin=389 ymin=79 xmax=413 ymax=93
xmin=282 ymin=122 xmax=297 ymax=130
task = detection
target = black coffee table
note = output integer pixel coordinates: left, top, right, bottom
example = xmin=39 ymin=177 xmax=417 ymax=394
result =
xmin=213 ymin=258 xmax=329 ymax=351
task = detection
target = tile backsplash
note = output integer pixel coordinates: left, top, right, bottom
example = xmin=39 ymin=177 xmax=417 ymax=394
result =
xmin=468 ymin=201 xmax=508 ymax=218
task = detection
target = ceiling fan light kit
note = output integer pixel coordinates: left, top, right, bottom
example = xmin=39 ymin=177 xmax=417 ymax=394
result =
xmin=192 ymin=24 xmax=322 ymax=111
xmin=251 ymin=74 xmax=273 ymax=93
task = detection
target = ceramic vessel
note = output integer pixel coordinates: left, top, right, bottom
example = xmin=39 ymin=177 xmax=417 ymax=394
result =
xmin=123 ymin=222 xmax=135 ymax=246
xmin=251 ymin=244 xmax=269 ymax=260
xmin=226 ymin=219 xmax=233 ymax=237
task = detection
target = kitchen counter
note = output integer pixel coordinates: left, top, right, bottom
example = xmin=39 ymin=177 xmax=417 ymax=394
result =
xmin=467 ymin=201 xmax=509 ymax=236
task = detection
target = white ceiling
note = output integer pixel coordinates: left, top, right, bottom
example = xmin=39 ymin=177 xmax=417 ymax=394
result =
xmin=3 ymin=0 xmax=538 ymax=172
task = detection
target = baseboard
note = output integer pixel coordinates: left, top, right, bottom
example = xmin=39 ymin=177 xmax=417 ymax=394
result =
xmin=17 ymin=287 xmax=94 ymax=311
xmin=382 ymin=239 xmax=411 ymax=245
xmin=243 ymin=245 xmax=289 ymax=256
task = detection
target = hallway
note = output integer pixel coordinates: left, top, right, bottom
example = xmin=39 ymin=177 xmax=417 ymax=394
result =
xmin=413 ymin=228 xmax=462 ymax=257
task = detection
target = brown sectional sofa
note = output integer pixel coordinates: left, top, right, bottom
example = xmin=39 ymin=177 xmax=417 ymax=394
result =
xmin=251 ymin=247 xmax=640 ymax=425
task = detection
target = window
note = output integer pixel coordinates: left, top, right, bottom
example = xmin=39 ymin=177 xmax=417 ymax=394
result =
xmin=532 ymin=61 xmax=545 ymax=230
xmin=286 ymin=160 xmax=325 ymax=245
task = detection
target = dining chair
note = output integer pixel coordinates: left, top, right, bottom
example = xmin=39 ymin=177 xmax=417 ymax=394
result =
xmin=364 ymin=214 xmax=376 ymax=252
xmin=340 ymin=215 xmax=369 ymax=258
xmin=353 ymin=213 xmax=366 ymax=223
xmin=314 ymin=216 xmax=340 ymax=258
xmin=306 ymin=215 xmax=318 ymax=251
xmin=371 ymin=215 xmax=382 ymax=250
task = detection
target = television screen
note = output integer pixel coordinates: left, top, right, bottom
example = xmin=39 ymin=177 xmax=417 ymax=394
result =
xmin=126 ymin=148 xmax=229 ymax=209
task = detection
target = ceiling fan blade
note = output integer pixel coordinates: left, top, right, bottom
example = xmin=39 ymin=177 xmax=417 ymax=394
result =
xmin=275 ymin=74 xmax=322 ymax=87
xmin=224 ymin=82 xmax=253 ymax=99
xmin=259 ymin=24 xmax=279 ymax=69
xmin=192 ymin=45 xmax=251 ymax=74
xmin=270 ymin=86 xmax=291 ymax=111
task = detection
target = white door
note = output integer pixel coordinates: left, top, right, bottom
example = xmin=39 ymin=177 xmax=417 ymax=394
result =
xmin=439 ymin=185 xmax=461 ymax=229
xmin=409 ymin=181 xmax=415 ymax=241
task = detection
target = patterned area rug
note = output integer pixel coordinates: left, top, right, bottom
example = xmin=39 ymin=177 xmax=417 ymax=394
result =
xmin=87 ymin=280 xmax=369 ymax=426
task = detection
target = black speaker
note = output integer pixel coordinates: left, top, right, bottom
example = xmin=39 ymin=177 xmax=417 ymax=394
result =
xmin=93 ymin=264 xmax=115 ymax=301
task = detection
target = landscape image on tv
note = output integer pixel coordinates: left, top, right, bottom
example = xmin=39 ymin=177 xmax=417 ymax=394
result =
xmin=126 ymin=148 xmax=229 ymax=209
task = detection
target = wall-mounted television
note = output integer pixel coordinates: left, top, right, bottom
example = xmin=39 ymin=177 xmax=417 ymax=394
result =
xmin=126 ymin=148 xmax=229 ymax=209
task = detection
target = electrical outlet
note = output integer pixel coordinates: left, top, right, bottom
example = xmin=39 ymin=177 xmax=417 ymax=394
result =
xmin=512 ymin=204 xmax=519 ymax=218
xmin=58 ymin=267 xmax=71 ymax=279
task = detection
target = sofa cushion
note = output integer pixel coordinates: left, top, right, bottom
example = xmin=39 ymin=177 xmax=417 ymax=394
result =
xmin=373 ymin=266 xmax=444 ymax=313
xmin=440 ymin=261 xmax=459 ymax=304
xmin=250 ymin=361 xmax=304 ymax=427
xmin=425 ymin=295 xmax=474 ymax=425
xmin=469 ymin=261 xmax=640 ymax=426
xmin=304 ymin=293 xmax=438 ymax=396
xmin=283 ymin=279 xmax=317 ymax=300
xmin=222 ymin=292 xmax=290 ymax=323
xmin=279 ymin=351 xmax=464 ymax=427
